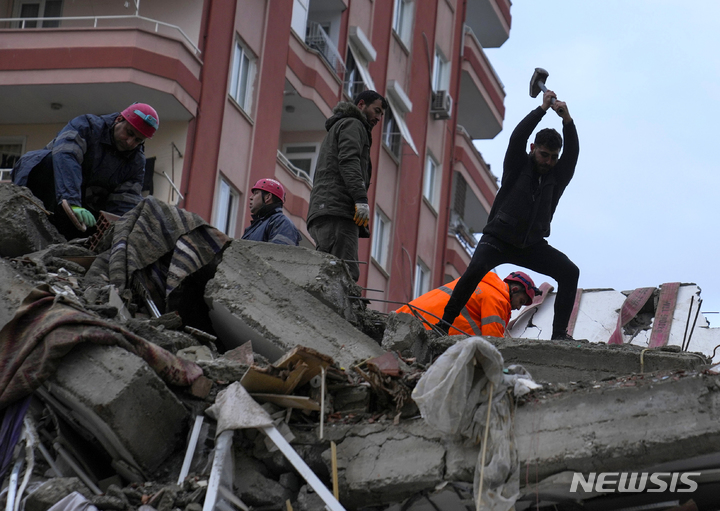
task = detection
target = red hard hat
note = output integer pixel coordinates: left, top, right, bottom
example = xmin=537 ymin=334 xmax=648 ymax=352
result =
xmin=504 ymin=271 xmax=542 ymax=302
xmin=252 ymin=178 xmax=285 ymax=203
xmin=120 ymin=103 xmax=159 ymax=139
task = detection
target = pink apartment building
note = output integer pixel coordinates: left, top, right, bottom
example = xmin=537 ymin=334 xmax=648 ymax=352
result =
xmin=0 ymin=0 xmax=510 ymax=312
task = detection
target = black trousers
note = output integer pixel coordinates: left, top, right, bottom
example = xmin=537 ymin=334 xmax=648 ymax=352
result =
xmin=442 ymin=234 xmax=579 ymax=336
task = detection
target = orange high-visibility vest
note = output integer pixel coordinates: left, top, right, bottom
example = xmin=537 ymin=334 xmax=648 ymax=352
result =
xmin=396 ymin=272 xmax=511 ymax=337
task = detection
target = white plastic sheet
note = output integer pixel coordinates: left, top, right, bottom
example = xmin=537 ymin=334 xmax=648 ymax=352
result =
xmin=413 ymin=337 xmax=538 ymax=511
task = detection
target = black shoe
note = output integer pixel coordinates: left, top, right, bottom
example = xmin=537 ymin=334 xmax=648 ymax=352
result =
xmin=551 ymin=332 xmax=575 ymax=341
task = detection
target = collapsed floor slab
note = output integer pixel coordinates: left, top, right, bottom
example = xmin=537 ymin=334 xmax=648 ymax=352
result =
xmin=204 ymin=241 xmax=383 ymax=368
xmin=305 ymin=370 xmax=720 ymax=509
xmin=495 ymin=338 xmax=709 ymax=383
xmin=44 ymin=344 xmax=189 ymax=479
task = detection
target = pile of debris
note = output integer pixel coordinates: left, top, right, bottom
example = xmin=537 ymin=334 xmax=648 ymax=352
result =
xmin=1 ymin=183 xmax=719 ymax=511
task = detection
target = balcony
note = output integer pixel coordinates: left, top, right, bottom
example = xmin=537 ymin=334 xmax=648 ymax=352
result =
xmin=0 ymin=3 xmax=202 ymax=124
xmin=465 ymin=0 xmax=511 ymax=49
xmin=457 ymin=28 xmax=505 ymax=140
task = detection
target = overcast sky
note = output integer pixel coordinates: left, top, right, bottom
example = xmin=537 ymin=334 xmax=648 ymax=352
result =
xmin=473 ymin=0 xmax=720 ymax=327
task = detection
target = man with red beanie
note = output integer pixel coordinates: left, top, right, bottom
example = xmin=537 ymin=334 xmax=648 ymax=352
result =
xmin=241 ymin=178 xmax=301 ymax=245
xmin=12 ymin=103 xmax=159 ymax=238
xmin=397 ymin=271 xmax=540 ymax=337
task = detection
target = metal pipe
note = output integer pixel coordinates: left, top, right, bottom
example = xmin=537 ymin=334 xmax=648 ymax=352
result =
xmin=681 ymin=295 xmax=695 ymax=352
xmin=685 ymin=299 xmax=703 ymax=352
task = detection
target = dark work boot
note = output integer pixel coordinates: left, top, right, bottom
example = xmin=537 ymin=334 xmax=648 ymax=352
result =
xmin=551 ymin=331 xmax=575 ymax=341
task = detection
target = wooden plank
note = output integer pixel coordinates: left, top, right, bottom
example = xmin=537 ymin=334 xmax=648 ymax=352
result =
xmin=649 ymin=282 xmax=681 ymax=348
xmin=240 ymin=362 xmax=309 ymax=394
xmin=275 ymin=346 xmax=334 ymax=387
xmin=250 ymin=394 xmax=321 ymax=411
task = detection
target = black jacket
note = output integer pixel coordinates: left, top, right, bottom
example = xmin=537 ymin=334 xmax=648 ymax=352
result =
xmin=483 ymin=107 xmax=579 ymax=247
xmin=307 ymin=102 xmax=372 ymax=237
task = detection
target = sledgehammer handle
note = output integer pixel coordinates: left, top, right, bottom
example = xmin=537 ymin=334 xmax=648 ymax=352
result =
xmin=537 ymin=82 xmax=556 ymax=105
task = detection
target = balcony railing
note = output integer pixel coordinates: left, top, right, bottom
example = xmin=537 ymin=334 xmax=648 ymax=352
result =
xmin=305 ymin=22 xmax=345 ymax=77
xmin=277 ymin=150 xmax=313 ymax=186
xmin=0 ymin=14 xmax=201 ymax=59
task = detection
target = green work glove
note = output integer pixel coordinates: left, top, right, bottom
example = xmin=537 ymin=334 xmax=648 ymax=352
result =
xmin=70 ymin=206 xmax=97 ymax=227
xmin=354 ymin=203 xmax=370 ymax=228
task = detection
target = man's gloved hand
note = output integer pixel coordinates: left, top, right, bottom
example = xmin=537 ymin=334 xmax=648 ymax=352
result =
xmin=354 ymin=203 xmax=370 ymax=228
xmin=70 ymin=206 xmax=97 ymax=227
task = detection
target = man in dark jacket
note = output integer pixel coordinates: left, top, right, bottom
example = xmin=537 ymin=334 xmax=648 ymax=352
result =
xmin=241 ymin=178 xmax=301 ymax=245
xmin=12 ymin=103 xmax=159 ymax=238
xmin=307 ymin=90 xmax=387 ymax=281
xmin=438 ymin=89 xmax=580 ymax=340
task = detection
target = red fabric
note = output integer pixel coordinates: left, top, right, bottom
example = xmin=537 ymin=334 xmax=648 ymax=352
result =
xmin=0 ymin=286 xmax=203 ymax=410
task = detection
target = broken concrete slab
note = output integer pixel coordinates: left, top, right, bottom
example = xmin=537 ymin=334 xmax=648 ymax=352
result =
xmin=514 ymin=371 xmax=720 ymax=483
xmin=495 ymin=338 xmax=709 ymax=383
xmin=0 ymin=183 xmax=65 ymax=258
xmin=25 ymin=479 xmax=93 ymax=511
xmin=236 ymin=239 xmax=362 ymax=323
xmin=44 ymin=344 xmax=189 ymax=478
xmin=205 ymin=241 xmax=383 ymax=369
xmin=381 ymin=311 xmax=428 ymax=354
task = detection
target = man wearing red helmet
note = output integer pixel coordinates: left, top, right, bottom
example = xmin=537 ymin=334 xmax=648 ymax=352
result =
xmin=12 ymin=103 xmax=159 ymax=238
xmin=241 ymin=178 xmax=301 ymax=245
xmin=397 ymin=271 xmax=540 ymax=337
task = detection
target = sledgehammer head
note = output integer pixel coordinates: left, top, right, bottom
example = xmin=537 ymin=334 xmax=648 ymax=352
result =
xmin=530 ymin=67 xmax=549 ymax=98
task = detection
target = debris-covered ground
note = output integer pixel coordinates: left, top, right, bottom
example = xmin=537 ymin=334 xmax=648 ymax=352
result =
xmin=1 ymin=183 xmax=719 ymax=511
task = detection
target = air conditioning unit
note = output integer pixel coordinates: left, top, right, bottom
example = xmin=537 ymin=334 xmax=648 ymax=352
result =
xmin=430 ymin=90 xmax=453 ymax=120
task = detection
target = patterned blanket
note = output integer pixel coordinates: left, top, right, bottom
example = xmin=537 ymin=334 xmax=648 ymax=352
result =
xmin=0 ymin=286 xmax=204 ymax=410
xmin=86 ymin=196 xmax=230 ymax=311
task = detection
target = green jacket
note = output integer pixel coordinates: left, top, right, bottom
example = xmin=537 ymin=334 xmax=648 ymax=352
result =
xmin=307 ymin=102 xmax=372 ymax=236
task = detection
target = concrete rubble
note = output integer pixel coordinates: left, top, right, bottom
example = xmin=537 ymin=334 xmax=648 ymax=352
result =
xmin=0 ymin=184 xmax=719 ymax=511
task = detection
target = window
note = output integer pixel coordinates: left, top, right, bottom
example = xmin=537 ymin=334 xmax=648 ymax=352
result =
xmin=371 ymin=208 xmax=391 ymax=270
xmin=392 ymin=0 xmax=414 ymax=46
xmin=282 ymin=143 xmax=319 ymax=181
xmin=14 ymin=0 xmax=62 ymax=28
xmin=382 ymin=108 xmax=402 ymax=159
xmin=0 ymin=138 xmax=24 ymax=182
xmin=423 ymin=154 xmax=440 ymax=209
xmin=433 ymin=50 xmax=449 ymax=92
xmin=414 ymin=260 xmax=431 ymax=299
xmin=214 ymin=178 xmax=239 ymax=236
xmin=343 ymin=50 xmax=365 ymax=99
xmin=229 ymin=38 xmax=256 ymax=113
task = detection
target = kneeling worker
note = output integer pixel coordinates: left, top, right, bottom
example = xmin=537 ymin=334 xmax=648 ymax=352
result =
xmin=396 ymin=271 xmax=541 ymax=337
xmin=241 ymin=178 xmax=301 ymax=245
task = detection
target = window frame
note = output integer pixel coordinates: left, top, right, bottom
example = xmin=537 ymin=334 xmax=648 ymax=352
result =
xmin=382 ymin=107 xmax=402 ymax=160
xmin=392 ymin=0 xmax=414 ymax=46
xmin=13 ymin=0 xmax=62 ymax=28
xmin=433 ymin=48 xmax=449 ymax=92
xmin=371 ymin=207 xmax=391 ymax=270
xmin=0 ymin=136 xmax=25 ymax=182
xmin=229 ymin=37 xmax=257 ymax=114
xmin=282 ymin=142 xmax=320 ymax=182
xmin=413 ymin=259 xmax=431 ymax=299
xmin=423 ymin=153 xmax=440 ymax=210
xmin=214 ymin=177 xmax=239 ymax=236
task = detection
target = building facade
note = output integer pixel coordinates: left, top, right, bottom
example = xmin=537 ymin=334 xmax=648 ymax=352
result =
xmin=0 ymin=0 xmax=510 ymax=312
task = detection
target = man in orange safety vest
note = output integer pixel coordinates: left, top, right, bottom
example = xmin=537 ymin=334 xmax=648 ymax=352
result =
xmin=396 ymin=271 xmax=541 ymax=337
